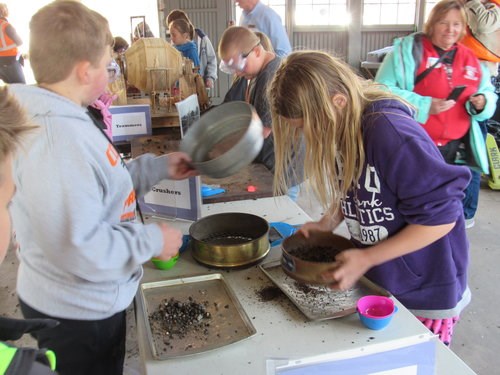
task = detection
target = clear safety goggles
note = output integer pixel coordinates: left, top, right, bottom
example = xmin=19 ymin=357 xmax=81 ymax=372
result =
xmin=219 ymin=43 xmax=260 ymax=75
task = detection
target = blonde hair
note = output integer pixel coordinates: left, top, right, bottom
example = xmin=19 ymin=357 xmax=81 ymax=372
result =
xmin=0 ymin=87 xmax=35 ymax=181
xmin=166 ymin=9 xmax=195 ymax=40
xmin=254 ymin=31 xmax=274 ymax=53
xmin=0 ymin=3 xmax=7 ymax=18
xmin=29 ymin=1 xmax=113 ymax=84
xmin=424 ymin=0 xmax=467 ymax=41
xmin=270 ymin=51 xmax=404 ymax=211
xmin=218 ymin=26 xmax=260 ymax=61
xmin=169 ymin=19 xmax=194 ymax=41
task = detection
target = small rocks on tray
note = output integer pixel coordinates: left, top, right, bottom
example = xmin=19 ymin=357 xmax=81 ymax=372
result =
xmin=149 ymin=297 xmax=212 ymax=340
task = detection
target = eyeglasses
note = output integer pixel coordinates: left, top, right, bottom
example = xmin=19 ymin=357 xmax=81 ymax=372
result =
xmin=107 ymin=60 xmax=121 ymax=83
xmin=219 ymin=42 xmax=260 ymax=75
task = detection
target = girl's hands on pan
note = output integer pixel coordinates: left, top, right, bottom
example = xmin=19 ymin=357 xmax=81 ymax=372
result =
xmin=321 ymin=248 xmax=372 ymax=290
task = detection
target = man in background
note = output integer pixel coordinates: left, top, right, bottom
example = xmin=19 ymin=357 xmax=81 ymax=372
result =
xmin=234 ymin=0 xmax=291 ymax=57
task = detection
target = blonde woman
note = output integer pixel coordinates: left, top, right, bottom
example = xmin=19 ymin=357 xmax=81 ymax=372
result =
xmin=375 ymin=0 xmax=497 ymax=228
xmin=270 ymin=51 xmax=471 ymax=346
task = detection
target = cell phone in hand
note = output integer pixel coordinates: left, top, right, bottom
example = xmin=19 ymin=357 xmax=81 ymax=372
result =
xmin=446 ymin=85 xmax=467 ymax=101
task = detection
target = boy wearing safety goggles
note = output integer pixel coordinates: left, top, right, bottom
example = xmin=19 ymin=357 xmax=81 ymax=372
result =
xmin=219 ymin=26 xmax=305 ymax=200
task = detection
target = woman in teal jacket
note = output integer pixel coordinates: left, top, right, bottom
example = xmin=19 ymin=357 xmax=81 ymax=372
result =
xmin=375 ymin=0 xmax=496 ymax=170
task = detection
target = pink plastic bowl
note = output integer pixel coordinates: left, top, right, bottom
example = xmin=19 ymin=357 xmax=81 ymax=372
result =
xmin=357 ymin=295 xmax=398 ymax=330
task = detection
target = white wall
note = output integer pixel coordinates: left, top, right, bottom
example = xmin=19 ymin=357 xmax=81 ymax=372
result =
xmin=9 ymin=0 xmax=160 ymax=45
xmin=6 ymin=0 xmax=160 ymax=84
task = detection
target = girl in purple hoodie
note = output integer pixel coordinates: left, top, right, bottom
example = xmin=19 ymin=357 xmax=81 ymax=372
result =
xmin=269 ymin=51 xmax=471 ymax=346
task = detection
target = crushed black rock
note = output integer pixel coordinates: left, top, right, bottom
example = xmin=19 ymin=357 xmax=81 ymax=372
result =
xmin=293 ymin=282 xmax=322 ymax=297
xmin=287 ymin=246 xmax=340 ymax=262
xmin=149 ymin=297 xmax=212 ymax=341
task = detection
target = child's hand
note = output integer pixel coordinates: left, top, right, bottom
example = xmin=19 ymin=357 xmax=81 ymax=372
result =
xmin=299 ymin=213 xmax=341 ymax=237
xmin=156 ymin=223 xmax=183 ymax=261
xmin=469 ymin=94 xmax=485 ymax=111
xmin=321 ymin=248 xmax=372 ymax=290
xmin=299 ymin=221 xmax=331 ymax=238
xmin=430 ymin=98 xmax=455 ymax=114
xmin=167 ymin=152 xmax=199 ymax=180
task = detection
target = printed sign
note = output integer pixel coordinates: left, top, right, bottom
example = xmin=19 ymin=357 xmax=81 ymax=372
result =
xmin=269 ymin=338 xmax=436 ymax=375
xmin=109 ymin=105 xmax=152 ymax=142
xmin=138 ymin=176 xmax=202 ymax=221
xmin=175 ymin=94 xmax=200 ymax=138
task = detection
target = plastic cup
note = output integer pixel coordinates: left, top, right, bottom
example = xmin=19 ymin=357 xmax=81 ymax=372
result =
xmin=356 ymin=295 xmax=398 ymax=330
xmin=151 ymin=253 xmax=179 ymax=270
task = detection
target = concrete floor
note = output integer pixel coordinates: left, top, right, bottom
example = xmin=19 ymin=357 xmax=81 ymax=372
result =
xmin=1 ymin=180 xmax=498 ymax=374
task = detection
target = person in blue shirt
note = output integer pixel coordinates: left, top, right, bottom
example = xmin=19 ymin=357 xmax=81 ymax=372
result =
xmin=169 ymin=18 xmax=200 ymax=70
xmin=235 ymin=0 xmax=292 ymax=57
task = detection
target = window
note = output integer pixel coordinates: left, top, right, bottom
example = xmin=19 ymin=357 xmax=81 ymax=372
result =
xmin=295 ymin=0 xmax=349 ymax=26
xmin=363 ymin=0 xmax=417 ymax=25
xmin=423 ymin=0 xmax=439 ymax=21
xmin=268 ymin=0 xmax=287 ymax=25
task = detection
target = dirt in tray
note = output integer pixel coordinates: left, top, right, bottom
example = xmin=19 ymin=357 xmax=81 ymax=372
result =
xmin=293 ymin=281 xmax=324 ymax=298
xmin=149 ymin=296 xmax=211 ymax=342
xmin=256 ymin=286 xmax=285 ymax=302
xmin=287 ymin=246 xmax=341 ymax=262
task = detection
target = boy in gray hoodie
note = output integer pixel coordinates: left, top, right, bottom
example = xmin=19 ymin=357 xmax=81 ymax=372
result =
xmin=9 ymin=2 xmax=196 ymax=374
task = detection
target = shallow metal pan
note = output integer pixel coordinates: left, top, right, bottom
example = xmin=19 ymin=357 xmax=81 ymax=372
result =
xmin=260 ymin=260 xmax=390 ymax=321
xmin=139 ymin=273 xmax=256 ymax=360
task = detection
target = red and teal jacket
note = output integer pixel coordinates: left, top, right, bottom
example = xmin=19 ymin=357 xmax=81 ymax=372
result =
xmin=375 ymin=32 xmax=496 ymax=146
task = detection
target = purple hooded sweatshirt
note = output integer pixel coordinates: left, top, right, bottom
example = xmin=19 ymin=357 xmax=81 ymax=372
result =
xmin=342 ymin=99 xmax=471 ymax=319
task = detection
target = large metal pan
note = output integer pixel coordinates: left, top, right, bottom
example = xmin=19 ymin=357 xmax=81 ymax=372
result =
xmin=189 ymin=212 xmax=270 ymax=268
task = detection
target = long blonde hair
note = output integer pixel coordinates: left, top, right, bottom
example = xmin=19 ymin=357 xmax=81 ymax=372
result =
xmin=270 ymin=51 xmax=402 ymax=211
xmin=0 ymin=87 xmax=35 ymax=181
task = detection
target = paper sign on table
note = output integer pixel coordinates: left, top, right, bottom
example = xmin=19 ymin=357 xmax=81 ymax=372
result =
xmin=138 ymin=176 xmax=202 ymax=221
xmin=110 ymin=104 xmax=152 ymax=142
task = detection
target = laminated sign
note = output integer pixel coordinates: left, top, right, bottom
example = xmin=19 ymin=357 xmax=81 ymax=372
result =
xmin=109 ymin=104 xmax=152 ymax=142
xmin=138 ymin=176 xmax=202 ymax=221
xmin=175 ymin=94 xmax=200 ymax=138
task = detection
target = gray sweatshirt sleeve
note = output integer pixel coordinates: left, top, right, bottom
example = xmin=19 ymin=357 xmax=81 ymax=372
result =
xmin=126 ymin=153 xmax=170 ymax=197
xmin=202 ymin=36 xmax=218 ymax=82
